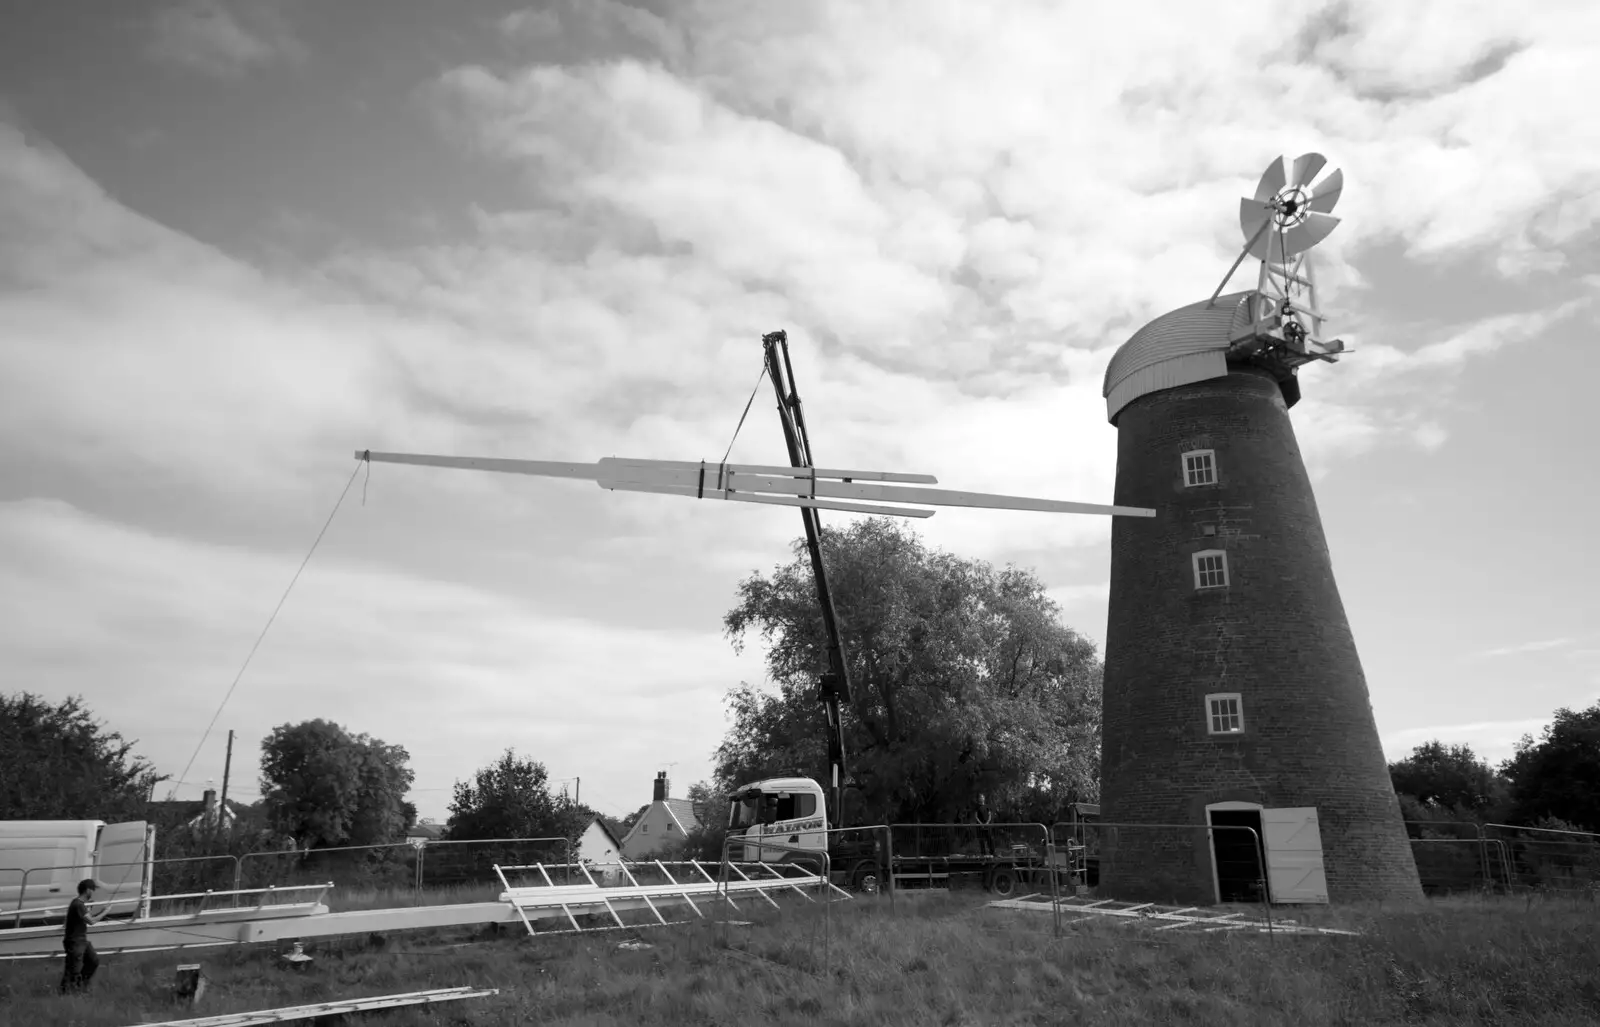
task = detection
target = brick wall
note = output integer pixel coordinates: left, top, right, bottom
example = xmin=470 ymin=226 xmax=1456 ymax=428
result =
xmin=1099 ymin=365 xmax=1422 ymax=904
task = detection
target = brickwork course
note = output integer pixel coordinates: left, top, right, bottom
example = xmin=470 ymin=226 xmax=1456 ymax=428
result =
xmin=1099 ymin=364 xmax=1423 ymax=904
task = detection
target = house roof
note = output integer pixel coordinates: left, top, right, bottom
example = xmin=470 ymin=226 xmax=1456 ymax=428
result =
xmin=664 ymin=799 xmax=699 ymax=833
xmin=587 ymin=816 xmax=625 ymax=849
xmin=406 ymin=822 xmax=443 ymax=840
xmin=619 ymin=799 xmax=702 ymax=846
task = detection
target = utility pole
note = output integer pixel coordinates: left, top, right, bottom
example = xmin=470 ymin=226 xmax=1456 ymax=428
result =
xmin=574 ymin=777 xmax=580 ymax=808
xmin=217 ymin=730 xmax=234 ymax=847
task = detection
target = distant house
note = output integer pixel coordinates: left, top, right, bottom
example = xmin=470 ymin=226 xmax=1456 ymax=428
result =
xmin=619 ymin=773 xmax=700 ymax=859
xmin=405 ymin=821 xmax=444 ymax=844
xmin=575 ymin=816 xmax=625 ymax=865
xmin=146 ymin=788 xmax=246 ymax=834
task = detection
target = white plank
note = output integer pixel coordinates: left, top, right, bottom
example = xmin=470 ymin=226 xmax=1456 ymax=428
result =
xmin=137 ymin=986 xmax=497 ymax=1026
xmin=358 ymin=451 xmax=596 ymax=480
xmin=357 ymin=451 xmax=1153 ymax=519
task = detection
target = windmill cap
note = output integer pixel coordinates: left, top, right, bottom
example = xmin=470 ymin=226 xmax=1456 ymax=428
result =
xmin=1103 ymin=292 xmax=1256 ymax=424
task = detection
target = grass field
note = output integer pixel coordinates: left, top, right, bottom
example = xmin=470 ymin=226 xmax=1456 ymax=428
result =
xmin=1 ymin=890 xmax=1596 ymax=1026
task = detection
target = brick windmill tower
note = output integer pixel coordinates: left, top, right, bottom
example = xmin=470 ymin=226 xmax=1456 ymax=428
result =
xmin=1097 ymin=153 xmax=1422 ymax=905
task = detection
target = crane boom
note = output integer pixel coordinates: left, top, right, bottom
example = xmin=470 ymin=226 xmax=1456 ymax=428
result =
xmin=761 ymin=330 xmax=853 ymax=831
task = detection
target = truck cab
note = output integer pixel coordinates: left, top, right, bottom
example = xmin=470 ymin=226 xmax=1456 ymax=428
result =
xmin=0 ymin=820 xmax=152 ymax=924
xmin=726 ymin=778 xmax=829 ymax=864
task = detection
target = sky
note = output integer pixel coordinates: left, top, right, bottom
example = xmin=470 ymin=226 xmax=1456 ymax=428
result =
xmin=2 ymin=0 xmax=1597 ymax=825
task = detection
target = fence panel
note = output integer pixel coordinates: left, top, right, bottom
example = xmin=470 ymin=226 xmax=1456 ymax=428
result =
xmin=237 ymin=842 xmax=417 ymax=898
xmin=1484 ymin=823 xmax=1600 ymax=894
xmin=421 ymin=837 xmax=573 ymax=897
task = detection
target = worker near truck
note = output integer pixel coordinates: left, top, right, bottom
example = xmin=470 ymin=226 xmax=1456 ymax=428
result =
xmin=60 ymin=878 xmax=107 ymax=994
xmin=972 ymin=795 xmax=996 ymax=857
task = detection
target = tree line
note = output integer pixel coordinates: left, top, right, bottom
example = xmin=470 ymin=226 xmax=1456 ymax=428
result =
xmin=4 ymin=518 xmax=1596 ymax=869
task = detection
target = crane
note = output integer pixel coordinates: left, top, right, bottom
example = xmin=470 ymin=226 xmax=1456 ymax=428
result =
xmin=760 ymin=330 xmax=853 ymax=830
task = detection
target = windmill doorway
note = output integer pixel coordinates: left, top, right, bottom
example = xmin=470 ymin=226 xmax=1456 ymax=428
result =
xmin=1206 ymin=802 xmax=1266 ymax=903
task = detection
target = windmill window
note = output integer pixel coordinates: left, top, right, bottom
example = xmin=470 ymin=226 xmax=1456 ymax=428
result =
xmin=1183 ymin=450 xmax=1217 ymax=487
xmin=1206 ymin=693 xmax=1244 ymax=734
xmin=1193 ymin=550 xmax=1229 ymax=589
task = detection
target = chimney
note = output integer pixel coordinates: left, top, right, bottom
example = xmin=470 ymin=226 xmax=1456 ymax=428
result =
xmin=202 ymin=788 xmax=217 ymax=814
xmin=653 ymin=771 xmax=669 ymax=803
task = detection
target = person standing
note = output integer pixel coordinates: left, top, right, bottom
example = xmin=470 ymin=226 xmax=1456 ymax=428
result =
xmin=60 ymin=878 xmax=107 ymax=994
xmin=973 ymin=795 xmax=996 ymax=857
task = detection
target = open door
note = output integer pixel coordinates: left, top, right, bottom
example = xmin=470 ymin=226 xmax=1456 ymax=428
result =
xmin=96 ymin=821 xmax=151 ymax=915
xmin=1261 ymin=807 xmax=1329 ymax=904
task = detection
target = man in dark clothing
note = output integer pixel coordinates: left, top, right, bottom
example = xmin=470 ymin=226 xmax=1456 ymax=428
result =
xmin=60 ymin=878 xmax=107 ymax=994
xmin=973 ymin=795 xmax=996 ymax=857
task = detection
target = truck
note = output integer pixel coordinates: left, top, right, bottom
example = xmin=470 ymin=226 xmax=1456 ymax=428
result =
xmin=0 ymin=820 xmax=153 ymax=924
xmin=727 ymin=777 xmax=1063 ymax=898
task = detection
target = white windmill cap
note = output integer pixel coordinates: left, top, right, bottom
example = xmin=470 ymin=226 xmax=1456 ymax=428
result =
xmin=1102 ymin=292 xmax=1256 ymax=425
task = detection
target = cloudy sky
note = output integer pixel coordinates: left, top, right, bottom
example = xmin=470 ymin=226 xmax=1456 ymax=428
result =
xmin=2 ymin=0 xmax=1596 ymax=824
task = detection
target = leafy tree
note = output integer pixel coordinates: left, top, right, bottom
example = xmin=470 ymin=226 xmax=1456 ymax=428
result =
xmin=1388 ymin=740 xmax=1506 ymax=814
xmin=445 ymin=748 xmax=577 ymax=842
xmin=678 ymin=780 xmax=731 ymax=862
xmin=0 ymin=692 xmax=165 ymax=821
xmin=717 ymin=518 xmax=1103 ymax=826
xmin=259 ymin=719 xmax=415 ymax=849
xmin=1500 ymin=703 xmax=1600 ymax=832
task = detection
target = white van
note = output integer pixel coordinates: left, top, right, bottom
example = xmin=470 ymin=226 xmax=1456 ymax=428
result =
xmin=0 ymin=820 xmax=152 ymax=924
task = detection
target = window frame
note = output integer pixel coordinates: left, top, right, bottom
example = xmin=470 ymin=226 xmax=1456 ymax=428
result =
xmin=1192 ymin=549 xmax=1230 ymax=590
xmin=1205 ymin=692 xmax=1245 ymax=735
xmin=1182 ymin=449 xmax=1217 ymax=487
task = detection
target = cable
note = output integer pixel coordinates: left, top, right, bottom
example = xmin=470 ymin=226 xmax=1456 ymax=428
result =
xmin=168 ymin=461 xmax=366 ymax=800
xmin=719 ymin=363 xmax=769 ymax=466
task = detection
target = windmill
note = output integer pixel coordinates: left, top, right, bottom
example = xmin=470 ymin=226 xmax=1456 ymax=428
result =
xmin=1098 ymin=153 xmax=1423 ymax=907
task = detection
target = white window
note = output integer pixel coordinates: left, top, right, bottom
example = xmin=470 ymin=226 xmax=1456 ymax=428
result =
xmin=1206 ymin=693 xmax=1244 ymax=734
xmin=1193 ymin=549 xmax=1229 ymax=589
xmin=1183 ymin=449 xmax=1217 ymax=486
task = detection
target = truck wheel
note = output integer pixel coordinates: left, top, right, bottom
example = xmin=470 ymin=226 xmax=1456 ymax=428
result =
xmin=988 ymin=867 xmax=1018 ymax=898
xmin=852 ymin=862 xmax=881 ymax=894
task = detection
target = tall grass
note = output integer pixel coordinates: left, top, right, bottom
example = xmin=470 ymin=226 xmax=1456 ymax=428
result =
xmin=1 ymin=892 xmax=1594 ymax=1026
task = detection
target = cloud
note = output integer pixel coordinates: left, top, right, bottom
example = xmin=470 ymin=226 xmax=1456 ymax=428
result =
xmin=1475 ymin=638 xmax=1575 ymax=659
xmin=0 ymin=497 xmax=761 ymax=819
xmin=145 ymin=0 xmax=308 ymax=78
xmin=1382 ymin=717 xmax=1551 ymax=765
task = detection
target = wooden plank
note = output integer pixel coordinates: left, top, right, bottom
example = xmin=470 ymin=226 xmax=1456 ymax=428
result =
xmin=598 ymin=459 xmax=1154 ymax=518
xmin=358 ymin=451 xmax=595 ymax=480
xmin=595 ymin=457 xmax=938 ymax=485
xmin=355 ymin=451 xmax=1151 ymax=519
xmin=594 ymin=479 xmax=936 ymax=518
xmin=135 ymin=986 xmax=497 ymax=1026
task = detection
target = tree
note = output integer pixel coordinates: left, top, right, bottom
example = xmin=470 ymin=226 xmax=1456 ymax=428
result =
xmin=717 ymin=518 xmax=1103 ymax=826
xmin=0 ymin=692 xmax=165 ymax=821
xmin=445 ymin=749 xmax=576 ymax=842
xmin=678 ymin=780 xmax=730 ymax=862
xmin=1388 ymin=740 xmax=1506 ymax=814
xmin=1500 ymin=703 xmax=1600 ymax=832
xmin=259 ymin=720 xmax=415 ymax=849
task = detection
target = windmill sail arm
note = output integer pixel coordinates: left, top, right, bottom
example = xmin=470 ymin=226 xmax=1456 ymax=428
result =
xmin=356 ymin=451 xmax=597 ymax=481
xmin=355 ymin=451 xmax=1153 ymax=517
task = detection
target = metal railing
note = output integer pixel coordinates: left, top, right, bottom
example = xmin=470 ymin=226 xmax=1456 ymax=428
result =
xmin=1484 ymin=822 xmax=1600 ymax=895
xmin=9 ymin=854 xmax=242 ymax=928
xmin=7 ymin=880 xmax=331 ymax=925
xmin=1063 ymin=822 xmax=1275 ymax=933
xmin=233 ymin=836 xmax=575 ymax=901
xmin=718 ymin=834 xmax=836 ymax=975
